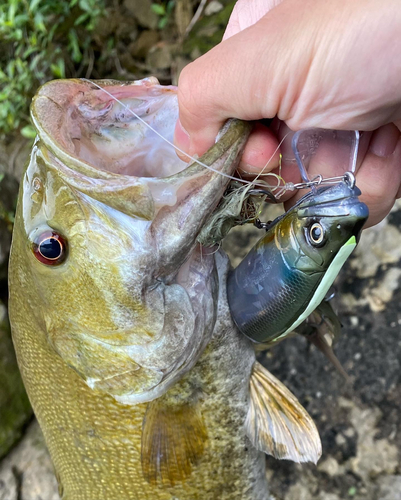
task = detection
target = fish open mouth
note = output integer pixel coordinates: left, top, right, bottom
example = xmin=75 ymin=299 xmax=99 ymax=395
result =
xmin=31 ymin=78 xmax=188 ymax=179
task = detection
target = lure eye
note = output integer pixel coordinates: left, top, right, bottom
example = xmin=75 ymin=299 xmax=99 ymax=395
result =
xmin=33 ymin=231 xmax=67 ymax=265
xmin=309 ymin=223 xmax=325 ymax=246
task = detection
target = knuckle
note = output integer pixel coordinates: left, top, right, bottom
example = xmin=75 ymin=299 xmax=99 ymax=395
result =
xmin=177 ymin=64 xmax=201 ymax=117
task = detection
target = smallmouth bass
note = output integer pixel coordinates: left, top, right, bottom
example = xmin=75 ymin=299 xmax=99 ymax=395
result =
xmin=9 ymin=78 xmax=323 ymax=500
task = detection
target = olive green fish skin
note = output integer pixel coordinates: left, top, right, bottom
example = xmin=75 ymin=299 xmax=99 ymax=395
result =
xmin=227 ymin=181 xmax=369 ymax=343
xmin=9 ymin=79 xmax=269 ymax=499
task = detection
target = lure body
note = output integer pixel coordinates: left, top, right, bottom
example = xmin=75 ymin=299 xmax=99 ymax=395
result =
xmin=227 ymin=180 xmax=368 ymax=343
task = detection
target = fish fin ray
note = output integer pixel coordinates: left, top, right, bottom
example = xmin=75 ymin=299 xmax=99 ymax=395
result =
xmin=246 ymin=361 xmax=322 ymax=464
xmin=141 ymin=399 xmax=207 ymax=486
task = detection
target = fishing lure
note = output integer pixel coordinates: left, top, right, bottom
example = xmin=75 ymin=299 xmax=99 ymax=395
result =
xmin=227 ymin=130 xmax=368 ymax=345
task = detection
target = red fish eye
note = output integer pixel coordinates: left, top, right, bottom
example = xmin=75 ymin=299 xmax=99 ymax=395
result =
xmin=33 ymin=231 xmax=67 ymax=265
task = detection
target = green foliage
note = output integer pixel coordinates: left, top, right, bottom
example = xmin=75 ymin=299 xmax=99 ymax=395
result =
xmin=151 ymin=0 xmax=175 ymax=30
xmin=0 ymin=0 xmax=105 ymax=137
xmin=183 ymin=1 xmax=235 ymax=55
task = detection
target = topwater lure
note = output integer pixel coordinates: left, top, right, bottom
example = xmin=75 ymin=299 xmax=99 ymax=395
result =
xmin=227 ymin=130 xmax=369 ymax=344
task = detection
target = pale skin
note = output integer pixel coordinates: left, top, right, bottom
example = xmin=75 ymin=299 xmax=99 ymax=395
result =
xmin=175 ymin=0 xmax=401 ymax=227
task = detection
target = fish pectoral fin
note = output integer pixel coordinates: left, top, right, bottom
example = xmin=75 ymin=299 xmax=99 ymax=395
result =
xmin=141 ymin=399 xmax=207 ymax=487
xmin=245 ymin=361 xmax=322 ymax=464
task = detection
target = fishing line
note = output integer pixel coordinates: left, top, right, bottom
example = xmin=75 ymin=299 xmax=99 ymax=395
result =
xmin=80 ymin=78 xmax=288 ymax=194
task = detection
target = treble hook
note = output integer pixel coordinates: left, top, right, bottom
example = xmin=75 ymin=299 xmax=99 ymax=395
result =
xmin=248 ymin=189 xmax=277 ymax=203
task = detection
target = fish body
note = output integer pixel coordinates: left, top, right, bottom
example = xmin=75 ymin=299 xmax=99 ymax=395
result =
xmin=227 ymin=181 xmax=368 ymax=343
xmin=8 ymin=78 xmax=273 ymax=500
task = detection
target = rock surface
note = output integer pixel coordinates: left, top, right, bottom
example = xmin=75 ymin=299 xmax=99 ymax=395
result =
xmin=0 ymin=302 xmax=32 ymax=460
xmin=0 ymin=422 xmax=59 ymax=500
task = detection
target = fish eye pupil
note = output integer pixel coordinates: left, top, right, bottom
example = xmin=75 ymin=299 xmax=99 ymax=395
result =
xmin=309 ymin=223 xmax=324 ymax=245
xmin=311 ymin=226 xmax=321 ymax=240
xmin=39 ymin=237 xmax=62 ymax=260
xmin=33 ymin=231 xmax=67 ymax=265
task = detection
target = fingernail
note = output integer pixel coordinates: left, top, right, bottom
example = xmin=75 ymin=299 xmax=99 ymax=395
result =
xmin=174 ymin=120 xmax=191 ymax=161
xmin=369 ymin=124 xmax=400 ymax=157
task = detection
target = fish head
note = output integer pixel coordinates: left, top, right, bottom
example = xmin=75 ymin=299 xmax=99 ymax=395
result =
xmin=276 ymin=179 xmax=369 ymax=273
xmin=18 ymin=142 xmax=155 ymax=351
xmin=10 ymin=78 xmax=251 ymax=403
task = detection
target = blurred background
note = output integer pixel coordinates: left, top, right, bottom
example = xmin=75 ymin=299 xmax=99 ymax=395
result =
xmin=0 ymin=1 xmax=400 ymax=499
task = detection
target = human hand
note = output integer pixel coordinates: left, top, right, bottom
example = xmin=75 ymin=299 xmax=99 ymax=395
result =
xmin=175 ymin=0 xmax=401 ymax=226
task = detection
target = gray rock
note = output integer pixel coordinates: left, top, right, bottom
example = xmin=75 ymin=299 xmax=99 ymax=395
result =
xmin=0 ymin=421 xmax=59 ymax=500
xmin=129 ymin=30 xmax=159 ymax=58
xmin=0 ymin=136 xmax=31 ymax=182
xmin=205 ymin=1 xmax=224 ymax=16
xmin=146 ymin=44 xmax=173 ymax=69
xmin=377 ymin=476 xmax=401 ymax=500
xmin=350 ymin=200 xmax=401 ymax=278
xmin=345 ymin=401 xmax=398 ymax=480
xmin=123 ymin=0 xmax=159 ymax=29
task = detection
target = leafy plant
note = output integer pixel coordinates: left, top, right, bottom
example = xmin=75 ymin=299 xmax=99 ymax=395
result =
xmin=0 ymin=0 xmax=105 ymax=138
xmin=151 ymin=0 xmax=175 ymax=29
